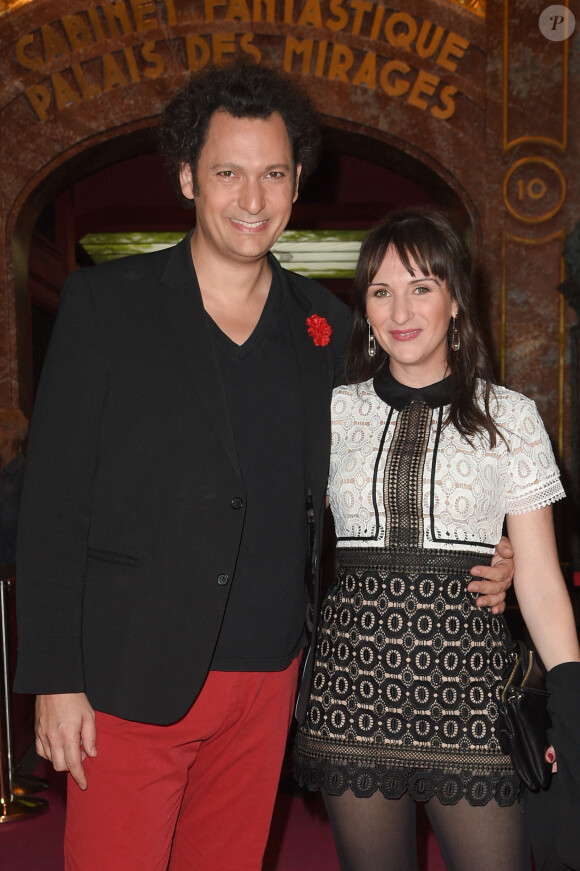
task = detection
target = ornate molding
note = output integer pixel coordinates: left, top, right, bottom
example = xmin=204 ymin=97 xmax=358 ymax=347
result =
xmin=501 ymin=229 xmax=566 ymax=456
xmin=502 ymin=0 xmax=569 ymax=152
xmin=0 ymin=0 xmax=33 ymax=16
xmin=445 ymin=0 xmax=485 ymax=18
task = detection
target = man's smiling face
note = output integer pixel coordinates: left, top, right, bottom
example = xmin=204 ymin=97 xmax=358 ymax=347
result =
xmin=180 ymin=109 xmax=301 ymax=267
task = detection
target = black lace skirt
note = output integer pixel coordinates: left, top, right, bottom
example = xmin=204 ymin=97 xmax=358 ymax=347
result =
xmin=293 ymin=547 xmax=520 ymax=807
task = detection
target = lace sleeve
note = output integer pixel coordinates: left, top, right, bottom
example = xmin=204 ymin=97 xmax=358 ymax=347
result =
xmin=499 ymin=391 xmax=565 ymax=515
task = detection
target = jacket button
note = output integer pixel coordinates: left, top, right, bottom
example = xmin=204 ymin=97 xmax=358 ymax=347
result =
xmin=217 ymin=573 xmax=229 ymax=586
xmin=231 ymin=497 xmax=243 ymax=510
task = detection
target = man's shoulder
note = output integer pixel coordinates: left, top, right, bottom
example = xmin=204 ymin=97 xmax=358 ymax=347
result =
xmin=55 ymin=239 xmax=194 ymax=325
xmin=68 ymin=242 xmax=180 ymax=290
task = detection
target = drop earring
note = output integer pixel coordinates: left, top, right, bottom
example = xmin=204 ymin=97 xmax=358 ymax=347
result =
xmin=451 ymin=316 xmax=460 ymax=352
xmin=367 ymin=318 xmax=377 ymax=357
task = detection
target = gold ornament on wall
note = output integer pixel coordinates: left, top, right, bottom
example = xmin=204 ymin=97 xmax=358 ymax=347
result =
xmin=444 ymin=0 xmax=485 ymax=18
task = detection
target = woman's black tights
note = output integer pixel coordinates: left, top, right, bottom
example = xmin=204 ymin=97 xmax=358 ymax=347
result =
xmin=322 ymin=788 xmax=531 ymax=871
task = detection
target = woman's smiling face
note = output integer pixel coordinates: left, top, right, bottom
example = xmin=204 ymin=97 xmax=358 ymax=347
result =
xmin=365 ymin=245 xmax=458 ymax=387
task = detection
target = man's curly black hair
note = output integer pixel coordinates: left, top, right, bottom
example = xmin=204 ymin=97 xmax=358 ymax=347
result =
xmin=159 ymin=61 xmax=321 ymax=201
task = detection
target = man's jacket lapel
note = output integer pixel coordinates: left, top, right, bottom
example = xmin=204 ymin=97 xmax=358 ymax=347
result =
xmin=274 ymin=255 xmax=331 ymax=509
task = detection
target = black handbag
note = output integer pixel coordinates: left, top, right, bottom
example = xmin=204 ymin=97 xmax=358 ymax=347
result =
xmin=497 ymin=640 xmax=552 ymax=791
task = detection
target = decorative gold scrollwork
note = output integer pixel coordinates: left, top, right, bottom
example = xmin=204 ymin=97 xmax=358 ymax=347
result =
xmin=444 ymin=0 xmax=485 ymax=18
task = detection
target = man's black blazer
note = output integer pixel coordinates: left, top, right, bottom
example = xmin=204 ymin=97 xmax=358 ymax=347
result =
xmin=14 ymin=234 xmax=351 ymax=724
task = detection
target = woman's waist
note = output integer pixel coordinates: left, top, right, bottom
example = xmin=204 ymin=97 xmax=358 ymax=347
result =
xmin=335 ymin=545 xmax=492 ymax=573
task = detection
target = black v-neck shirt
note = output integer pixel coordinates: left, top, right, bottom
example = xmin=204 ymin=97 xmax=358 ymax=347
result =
xmin=207 ymin=270 xmax=307 ymax=670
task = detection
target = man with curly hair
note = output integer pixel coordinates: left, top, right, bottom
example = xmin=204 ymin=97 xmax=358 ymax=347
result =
xmin=15 ymin=61 xmax=511 ymax=870
xmin=15 ymin=61 xmax=351 ymax=871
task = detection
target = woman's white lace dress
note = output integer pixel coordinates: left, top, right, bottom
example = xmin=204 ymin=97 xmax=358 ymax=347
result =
xmin=294 ymin=372 xmax=564 ymax=806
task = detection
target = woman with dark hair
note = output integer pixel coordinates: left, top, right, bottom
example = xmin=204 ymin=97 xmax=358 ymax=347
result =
xmin=294 ymin=209 xmax=580 ymax=871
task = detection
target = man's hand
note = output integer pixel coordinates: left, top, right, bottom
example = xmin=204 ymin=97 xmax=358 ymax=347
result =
xmin=35 ymin=693 xmax=96 ymax=790
xmin=467 ymin=535 xmax=515 ymax=614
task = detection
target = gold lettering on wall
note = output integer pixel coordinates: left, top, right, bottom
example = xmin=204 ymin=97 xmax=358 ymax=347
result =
xmin=12 ymin=0 xmax=474 ymax=123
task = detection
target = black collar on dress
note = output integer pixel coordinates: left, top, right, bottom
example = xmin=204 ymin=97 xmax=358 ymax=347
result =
xmin=373 ymin=365 xmax=452 ymax=410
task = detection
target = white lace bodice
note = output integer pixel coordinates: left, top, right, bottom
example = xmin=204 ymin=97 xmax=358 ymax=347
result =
xmin=329 ymin=380 xmax=565 ymax=555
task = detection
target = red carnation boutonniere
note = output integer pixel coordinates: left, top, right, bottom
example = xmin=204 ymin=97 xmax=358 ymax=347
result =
xmin=306 ymin=314 xmax=332 ymax=347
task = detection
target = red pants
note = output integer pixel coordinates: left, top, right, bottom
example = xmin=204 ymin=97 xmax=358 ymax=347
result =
xmin=65 ymin=659 xmax=300 ymax=871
